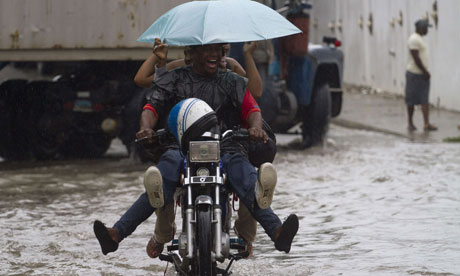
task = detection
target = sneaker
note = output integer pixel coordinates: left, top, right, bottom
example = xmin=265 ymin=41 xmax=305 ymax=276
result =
xmin=144 ymin=166 xmax=164 ymax=208
xmin=274 ymin=214 xmax=299 ymax=253
xmin=255 ymin=163 xmax=277 ymax=209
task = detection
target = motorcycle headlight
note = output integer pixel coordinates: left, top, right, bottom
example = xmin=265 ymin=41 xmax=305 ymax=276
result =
xmin=196 ymin=167 xmax=210 ymax=176
xmin=189 ymin=141 xmax=219 ymax=162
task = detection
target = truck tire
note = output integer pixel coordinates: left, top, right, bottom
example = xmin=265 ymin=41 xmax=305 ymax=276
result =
xmin=0 ymin=80 xmax=32 ymax=160
xmin=63 ymin=133 xmax=112 ymax=159
xmin=301 ymin=84 xmax=331 ymax=147
xmin=28 ymin=81 xmax=66 ymax=160
xmin=257 ymin=78 xmax=282 ymax=125
xmin=31 ymin=113 xmax=65 ymax=160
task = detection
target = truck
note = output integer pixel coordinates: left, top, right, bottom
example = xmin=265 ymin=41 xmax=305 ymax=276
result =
xmin=0 ymin=0 xmax=188 ymax=160
xmin=230 ymin=0 xmax=344 ymax=148
xmin=0 ymin=0 xmax=343 ymax=161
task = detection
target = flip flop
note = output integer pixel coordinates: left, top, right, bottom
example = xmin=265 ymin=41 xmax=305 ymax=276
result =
xmin=93 ymin=220 xmax=118 ymax=255
xmin=424 ymin=124 xmax=438 ymax=131
xmin=146 ymin=236 xmax=165 ymax=258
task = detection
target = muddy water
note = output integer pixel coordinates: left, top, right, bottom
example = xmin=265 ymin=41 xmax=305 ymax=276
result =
xmin=1 ymin=126 xmax=459 ymax=275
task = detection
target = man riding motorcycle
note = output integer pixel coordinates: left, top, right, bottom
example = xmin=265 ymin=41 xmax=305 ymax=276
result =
xmin=134 ymin=39 xmax=269 ymax=257
xmin=94 ymin=43 xmax=299 ymax=258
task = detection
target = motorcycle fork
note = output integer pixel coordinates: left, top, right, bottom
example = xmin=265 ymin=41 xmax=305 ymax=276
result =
xmin=184 ymin=164 xmax=224 ymax=261
xmin=214 ymin=165 xmax=223 ymax=260
xmin=185 ymin=172 xmax=194 ymax=259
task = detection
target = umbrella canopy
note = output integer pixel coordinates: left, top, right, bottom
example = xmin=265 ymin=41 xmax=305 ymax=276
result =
xmin=137 ymin=0 xmax=301 ymax=46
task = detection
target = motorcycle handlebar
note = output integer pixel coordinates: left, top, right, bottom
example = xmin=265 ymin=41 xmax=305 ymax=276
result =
xmin=222 ymin=128 xmax=249 ymax=142
xmin=135 ymin=129 xmax=174 ymax=146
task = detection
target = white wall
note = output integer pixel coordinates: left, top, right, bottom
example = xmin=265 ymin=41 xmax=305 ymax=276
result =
xmin=310 ymin=0 xmax=460 ymax=111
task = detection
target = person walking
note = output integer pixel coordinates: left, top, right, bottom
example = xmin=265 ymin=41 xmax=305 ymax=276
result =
xmin=405 ymin=19 xmax=437 ymax=132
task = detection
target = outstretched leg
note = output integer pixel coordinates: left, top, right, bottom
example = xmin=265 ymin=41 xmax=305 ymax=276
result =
xmin=222 ymin=153 xmax=298 ymax=253
xmin=94 ymin=149 xmax=183 ymax=255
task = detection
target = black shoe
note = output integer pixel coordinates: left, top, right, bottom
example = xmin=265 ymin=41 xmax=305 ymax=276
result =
xmin=93 ymin=220 xmax=118 ymax=255
xmin=274 ymin=214 xmax=299 ymax=253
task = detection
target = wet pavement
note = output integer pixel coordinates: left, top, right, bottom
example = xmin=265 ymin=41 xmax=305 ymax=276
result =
xmin=1 ymin=123 xmax=460 ymax=275
xmin=1 ymin=91 xmax=460 ymax=275
xmin=334 ymin=90 xmax=460 ymax=143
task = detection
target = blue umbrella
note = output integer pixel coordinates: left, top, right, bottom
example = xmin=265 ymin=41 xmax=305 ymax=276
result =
xmin=137 ymin=0 xmax=301 ymax=46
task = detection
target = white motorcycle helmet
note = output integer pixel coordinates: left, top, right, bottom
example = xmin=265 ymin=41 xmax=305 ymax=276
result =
xmin=168 ymin=98 xmax=218 ymax=150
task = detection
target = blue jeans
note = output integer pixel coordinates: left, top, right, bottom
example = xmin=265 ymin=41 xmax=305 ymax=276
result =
xmin=114 ymin=149 xmax=281 ymax=241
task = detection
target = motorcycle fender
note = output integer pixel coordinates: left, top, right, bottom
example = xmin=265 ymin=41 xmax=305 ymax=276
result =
xmin=195 ymin=195 xmax=213 ymax=206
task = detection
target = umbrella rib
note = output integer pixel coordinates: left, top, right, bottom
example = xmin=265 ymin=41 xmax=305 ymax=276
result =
xmin=248 ymin=13 xmax=267 ymax=40
xmin=200 ymin=1 xmax=212 ymax=45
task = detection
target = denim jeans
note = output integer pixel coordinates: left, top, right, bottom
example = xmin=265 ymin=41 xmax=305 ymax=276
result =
xmin=113 ymin=149 xmax=183 ymax=241
xmin=113 ymin=149 xmax=281 ymax=241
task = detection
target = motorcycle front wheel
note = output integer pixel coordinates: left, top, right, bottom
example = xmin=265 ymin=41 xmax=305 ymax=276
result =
xmin=196 ymin=204 xmax=213 ymax=276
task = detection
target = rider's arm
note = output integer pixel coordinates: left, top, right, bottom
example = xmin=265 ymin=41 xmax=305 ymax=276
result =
xmin=140 ymin=105 xmax=158 ymax=129
xmin=243 ymin=42 xmax=263 ymax=99
xmin=134 ymin=38 xmax=168 ymax=88
xmin=241 ymin=89 xmax=267 ymax=142
xmin=136 ymin=105 xmax=159 ymax=141
xmin=166 ymin=59 xmax=187 ymax=71
xmin=226 ymin=57 xmax=246 ymax=76
xmin=246 ymin=111 xmax=267 ymax=142
xmin=134 ymin=54 xmax=166 ymax=88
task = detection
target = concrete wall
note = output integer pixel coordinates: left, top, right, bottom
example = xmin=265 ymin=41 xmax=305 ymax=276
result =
xmin=309 ymin=0 xmax=460 ymax=111
xmin=0 ymin=0 xmax=187 ymax=61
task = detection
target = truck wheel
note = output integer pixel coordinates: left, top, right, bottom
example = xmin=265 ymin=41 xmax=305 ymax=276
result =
xmin=301 ymin=84 xmax=331 ymax=147
xmin=31 ymin=113 xmax=65 ymax=160
xmin=63 ymin=133 xmax=112 ymax=159
xmin=0 ymin=80 xmax=32 ymax=160
xmin=257 ymin=78 xmax=279 ymax=125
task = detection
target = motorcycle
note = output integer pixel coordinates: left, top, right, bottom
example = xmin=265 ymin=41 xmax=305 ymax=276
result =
xmin=138 ymin=98 xmax=253 ymax=276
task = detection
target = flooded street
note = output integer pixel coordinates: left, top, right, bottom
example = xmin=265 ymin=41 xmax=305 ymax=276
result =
xmin=1 ymin=125 xmax=459 ymax=275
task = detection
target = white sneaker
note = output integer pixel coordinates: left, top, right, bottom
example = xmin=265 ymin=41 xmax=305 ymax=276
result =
xmin=255 ymin=163 xmax=277 ymax=209
xmin=144 ymin=166 xmax=164 ymax=208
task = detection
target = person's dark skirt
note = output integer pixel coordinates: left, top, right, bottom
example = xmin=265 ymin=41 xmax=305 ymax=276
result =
xmin=405 ymin=71 xmax=430 ymax=106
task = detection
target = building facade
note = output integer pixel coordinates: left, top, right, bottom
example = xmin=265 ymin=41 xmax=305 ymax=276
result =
xmin=309 ymin=0 xmax=460 ymax=111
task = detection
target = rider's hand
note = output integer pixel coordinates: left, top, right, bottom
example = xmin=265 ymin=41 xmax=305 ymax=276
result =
xmin=243 ymin=41 xmax=258 ymax=56
xmin=136 ymin=128 xmax=156 ymax=144
xmin=248 ymin=127 xmax=268 ymax=143
xmin=153 ymin=38 xmax=168 ymax=62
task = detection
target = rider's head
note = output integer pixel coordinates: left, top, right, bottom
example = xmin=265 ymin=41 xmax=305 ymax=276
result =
xmin=190 ymin=44 xmax=223 ymax=76
xmin=222 ymin=44 xmax=230 ymax=56
xmin=184 ymin=47 xmax=193 ymax=65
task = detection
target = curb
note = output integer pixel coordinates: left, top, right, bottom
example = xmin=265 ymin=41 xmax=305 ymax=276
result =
xmin=331 ymin=118 xmax=410 ymax=139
